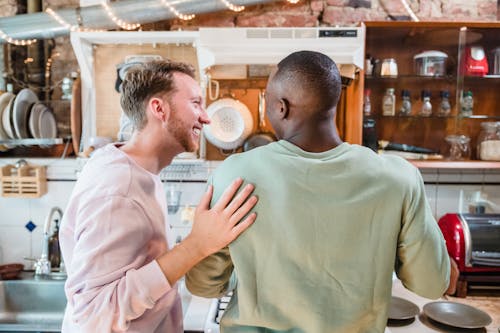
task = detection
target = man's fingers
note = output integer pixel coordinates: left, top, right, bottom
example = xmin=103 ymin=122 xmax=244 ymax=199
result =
xmin=197 ymin=185 xmax=213 ymax=210
xmin=229 ymin=195 xmax=258 ymax=226
xmin=212 ymin=178 xmax=244 ymax=211
xmin=224 ymin=183 xmax=255 ymax=215
xmin=230 ymin=212 xmax=257 ymax=238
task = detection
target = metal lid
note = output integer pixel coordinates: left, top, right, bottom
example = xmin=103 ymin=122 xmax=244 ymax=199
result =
xmin=414 ymin=50 xmax=448 ymax=59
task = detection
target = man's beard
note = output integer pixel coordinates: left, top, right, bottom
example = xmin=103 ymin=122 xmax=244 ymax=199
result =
xmin=167 ymin=105 xmax=198 ymax=153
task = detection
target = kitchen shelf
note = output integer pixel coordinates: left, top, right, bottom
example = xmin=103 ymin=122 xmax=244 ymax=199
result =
xmin=410 ymin=160 xmax=500 ymax=169
xmin=371 ymin=115 xmax=500 ymax=120
xmin=365 ymin=75 xmax=455 ymax=81
xmin=0 ymin=137 xmax=69 ymax=146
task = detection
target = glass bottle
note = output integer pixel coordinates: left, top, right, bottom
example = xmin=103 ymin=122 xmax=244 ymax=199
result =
xmin=363 ymin=89 xmax=372 ymax=116
xmin=437 ymin=90 xmax=451 ymax=117
xmin=420 ymin=90 xmax=432 ymax=117
xmin=477 ymin=122 xmax=500 ymax=161
xmin=399 ymin=89 xmax=412 ymax=116
xmin=445 ymin=135 xmax=471 ymax=160
xmin=362 ymin=118 xmax=378 ymax=152
xmin=48 ymin=219 xmax=61 ymax=269
xmin=460 ymin=90 xmax=474 ymax=117
xmin=382 ymin=88 xmax=396 ymax=116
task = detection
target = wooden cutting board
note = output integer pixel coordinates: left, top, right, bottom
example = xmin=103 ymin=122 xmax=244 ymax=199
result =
xmin=70 ymin=76 xmax=82 ymax=155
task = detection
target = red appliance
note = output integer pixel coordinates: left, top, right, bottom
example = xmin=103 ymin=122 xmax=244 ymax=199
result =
xmin=438 ymin=213 xmax=500 ymax=296
xmin=462 ymin=46 xmax=489 ymax=76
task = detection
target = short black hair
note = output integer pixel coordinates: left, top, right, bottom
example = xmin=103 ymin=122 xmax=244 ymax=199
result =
xmin=274 ymin=50 xmax=342 ymax=113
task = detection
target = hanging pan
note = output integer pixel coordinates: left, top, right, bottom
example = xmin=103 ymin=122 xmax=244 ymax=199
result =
xmin=203 ymin=97 xmax=254 ymax=153
xmin=243 ymin=90 xmax=276 ymax=151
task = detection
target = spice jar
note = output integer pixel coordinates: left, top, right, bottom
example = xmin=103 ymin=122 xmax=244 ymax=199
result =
xmin=477 ymin=122 xmax=500 ymax=161
xmin=445 ymin=135 xmax=471 ymax=160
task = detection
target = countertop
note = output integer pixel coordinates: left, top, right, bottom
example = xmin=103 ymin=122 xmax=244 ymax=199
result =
xmin=389 ymin=279 xmax=499 ymax=333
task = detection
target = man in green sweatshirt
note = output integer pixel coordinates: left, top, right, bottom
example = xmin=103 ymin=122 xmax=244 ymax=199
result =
xmin=186 ymin=50 xmax=456 ymax=333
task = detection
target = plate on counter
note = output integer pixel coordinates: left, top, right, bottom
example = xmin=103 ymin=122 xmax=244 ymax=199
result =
xmin=388 ymin=297 xmax=420 ymax=320
xmin=423 ymin=301 xmax=492 ymax=329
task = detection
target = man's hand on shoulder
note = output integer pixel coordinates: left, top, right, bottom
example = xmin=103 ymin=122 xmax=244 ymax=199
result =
xmin=187 ymin=178 xmax=258 ymax=257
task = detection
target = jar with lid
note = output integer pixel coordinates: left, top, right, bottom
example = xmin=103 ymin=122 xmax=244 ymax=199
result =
xmin=477 ymin=122 xmax=500 ymax=161
xmin=399 ymin=90 xmax=412 ymax=116
xmin=445 ymin=134 xmax=471 ymax=160
xmin=420 ymin=90 xmax=432 ymax=117
xmin=437 ymin=90 xmax=451 ymax=117
xmin=380 ymin=58 xmax=398 ymax=77
xmin=382 ymin=88 xmax=396 ymax=116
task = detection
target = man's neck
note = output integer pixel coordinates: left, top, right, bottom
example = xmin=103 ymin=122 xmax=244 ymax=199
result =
xmin=120 ymin=132 xmax=178 ymax=174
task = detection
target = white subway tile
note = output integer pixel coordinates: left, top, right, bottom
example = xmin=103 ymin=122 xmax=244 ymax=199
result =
xmin=0 ymin=198 xmax=30 ymax=226
xmin=0 ymin=226 xmax=31 ymax=265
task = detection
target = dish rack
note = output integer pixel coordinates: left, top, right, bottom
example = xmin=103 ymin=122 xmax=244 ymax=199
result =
xmin=0 ymin=163 xmax=47 ymax=198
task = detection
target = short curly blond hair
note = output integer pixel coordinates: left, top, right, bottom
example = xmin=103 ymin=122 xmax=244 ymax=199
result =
xmin=120 ymin=60 xmax=195 ymax=130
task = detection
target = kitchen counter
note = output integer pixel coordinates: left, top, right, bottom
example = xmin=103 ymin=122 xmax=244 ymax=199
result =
xmin=389 ymin=279 xmax=499 ymax=333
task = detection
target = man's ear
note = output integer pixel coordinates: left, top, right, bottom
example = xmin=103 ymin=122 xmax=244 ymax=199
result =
xmin=149 ymin=97 xmax=169 ymax=122
xmin=279 ymin=98 xmax=290 ymax=119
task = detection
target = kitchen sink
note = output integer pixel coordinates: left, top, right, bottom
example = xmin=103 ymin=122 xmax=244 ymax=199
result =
xmin=0 ymin=273 xmax=66 ymax=332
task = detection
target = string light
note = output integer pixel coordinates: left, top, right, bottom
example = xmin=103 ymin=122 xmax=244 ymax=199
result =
xmin=0 ymin=29 xmax=37 ymax=45
xmin=101 ymin=2 xmax=141 ymax=30
xmin=220 ymin=0 xmax=244 ymax=12
xmin=46 ymin=8 xmax=78 ymax=32
xmin=160 ymin=0 xmax=195 ymax=21
xmin=46 ymin=8 xmax=105 ymax=32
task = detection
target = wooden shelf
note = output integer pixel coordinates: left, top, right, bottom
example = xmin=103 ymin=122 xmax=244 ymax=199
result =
xmin=409 ymin=160 xmax=500 ymax=169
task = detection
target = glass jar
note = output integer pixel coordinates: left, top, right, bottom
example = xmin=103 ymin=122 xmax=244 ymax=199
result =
xmin=380 ymin=58 xmax=398 ymax=77
xmin=477 ymin=122 xmax=500 ymax=161
xmin=399 ymin=89 xmax=412 ymax=116
xmin=420 ymin=90 xmax=432 ymax=117
xmin=445 ymin=135 xmax=471 ymax=160
xmin=437 ymin=90 xmax=451 ymax=117
xmin=382 ymin=88 xmax=396 ymax=116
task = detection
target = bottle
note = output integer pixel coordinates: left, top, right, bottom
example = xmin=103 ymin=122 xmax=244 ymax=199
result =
xmin=420 ymin=90 xmax=432 ymax=117
xmin=399 ymin=90 xmax=412 ymax=116
xmin=48 ymin=219 xmax=61 ymax=269
xmin=382 ymin=88 xmax=396 ymax=116
xmin=363 ymin=89 xmax=372 ymax=116
xmin=460 ymin=90 xmax=474 ymax=117
xmin=438 ymin=90 xmax=451 ymax=117
xmin=362 ymin=118 xmax=378 ymax=152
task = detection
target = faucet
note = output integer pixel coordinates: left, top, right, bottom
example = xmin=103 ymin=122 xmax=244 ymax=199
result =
xmin=34 ymin=207 xmax=63 ymax=278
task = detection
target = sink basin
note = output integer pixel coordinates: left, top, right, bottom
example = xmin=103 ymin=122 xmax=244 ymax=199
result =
xmin=0 ymin=274 xmax=66 ymax=332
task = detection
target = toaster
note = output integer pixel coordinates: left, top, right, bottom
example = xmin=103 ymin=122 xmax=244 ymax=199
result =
xmin=438 ymin=213 xmax=500 ymax=296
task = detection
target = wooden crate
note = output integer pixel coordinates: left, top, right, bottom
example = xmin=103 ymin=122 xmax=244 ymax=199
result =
xmin=0 ymin=164 xmax=47 ymax=198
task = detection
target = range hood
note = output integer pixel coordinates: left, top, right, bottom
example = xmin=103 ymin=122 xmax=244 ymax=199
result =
xmin=198 ymin=27 xmax=365 ymax=70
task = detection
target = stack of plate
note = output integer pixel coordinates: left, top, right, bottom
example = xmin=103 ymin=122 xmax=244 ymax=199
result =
xmin=0 ymin=88 xmax=58 ymax=149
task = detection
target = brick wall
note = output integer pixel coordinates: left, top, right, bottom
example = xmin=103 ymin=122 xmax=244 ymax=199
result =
xmin=0 ymin=0 xmax=498 ymax=94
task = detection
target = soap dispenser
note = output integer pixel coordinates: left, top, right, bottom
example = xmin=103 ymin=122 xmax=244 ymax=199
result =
xmin=48 ymin=219 xmax=61 ymax=269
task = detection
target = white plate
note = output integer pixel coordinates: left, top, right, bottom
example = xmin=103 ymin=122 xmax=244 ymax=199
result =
xmin=0 ymin=92 xmax=14 ymax=139
xmin=13 ymin=88 xmax=38 ymax=139
xmin=28 ymin=102 xmax=46 ymax=139
xmin=38 ymin=107 xmax=57 ymax=139
xmin=1 ymin=94 xmax=16 ymax=139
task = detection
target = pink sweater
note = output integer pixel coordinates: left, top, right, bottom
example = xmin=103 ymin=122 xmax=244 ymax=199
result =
xmin=60 ymin=144 xmax=182 ymax=332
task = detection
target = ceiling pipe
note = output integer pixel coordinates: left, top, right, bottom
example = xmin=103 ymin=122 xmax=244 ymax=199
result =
xmin=0 ymin=0 xmax=281 ymax=42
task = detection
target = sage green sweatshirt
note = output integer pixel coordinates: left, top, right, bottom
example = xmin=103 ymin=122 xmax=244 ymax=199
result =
xmin=186 ymin=141 xmax=450 ymax=333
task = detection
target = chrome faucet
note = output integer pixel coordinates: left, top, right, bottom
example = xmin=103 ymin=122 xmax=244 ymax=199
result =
xmin=34 ymin=207 xmax=63 ymax=278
